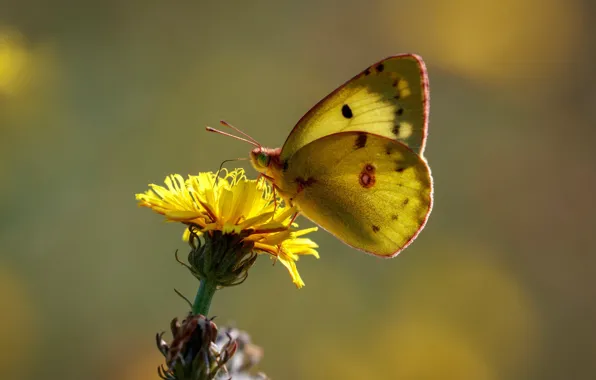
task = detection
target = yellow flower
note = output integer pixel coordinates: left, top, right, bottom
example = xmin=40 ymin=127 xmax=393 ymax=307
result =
xmin=136 ymin=169 xmax=319 ymax=288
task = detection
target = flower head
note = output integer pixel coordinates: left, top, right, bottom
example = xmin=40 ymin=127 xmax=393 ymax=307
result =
xmin=136 ymin=169 xmax=319 ymax=288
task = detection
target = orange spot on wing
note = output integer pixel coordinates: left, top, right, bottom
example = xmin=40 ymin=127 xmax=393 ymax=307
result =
xmin=295 ymin=177 xmax=317 ymax=193
xmin=359 ymin=164 xmax=376 ymax=188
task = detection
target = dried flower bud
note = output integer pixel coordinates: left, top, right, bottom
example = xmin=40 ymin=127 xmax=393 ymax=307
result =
xmin=156 ymin=315 xmax=267 ymax=380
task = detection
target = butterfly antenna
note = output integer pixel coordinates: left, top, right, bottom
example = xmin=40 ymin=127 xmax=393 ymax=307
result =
xmin=205 ymin=127 xmax=260 ymax=147
xmin=219 ymin=120 xmax=261 ymax=147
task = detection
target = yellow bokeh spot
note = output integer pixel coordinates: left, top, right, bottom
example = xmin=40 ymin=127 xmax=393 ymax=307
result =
xmin=320 ymin=320 xmax=495 ymax=380
xmin=385 ymin=0 xmax=584 ymax=85
xmin=392 ymin=238 xmax=542 ymax=374
xmin=0 ymin=264 xmax=35 ymax=379
xmin=388 ymin=320 xmax=495 ymax=380
xmin=0 ymin=28 xmax=30 ymax=95
xmin=307 ymin=239 xmax=540 ymax=379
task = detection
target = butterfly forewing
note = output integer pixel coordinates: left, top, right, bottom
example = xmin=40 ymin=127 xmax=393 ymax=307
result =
xmin=280 ymin=55 xmax=429 ymax=162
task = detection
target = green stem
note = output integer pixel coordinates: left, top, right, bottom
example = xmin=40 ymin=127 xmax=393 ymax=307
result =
xmin=192 ymin=277 xmax=217 ymax=316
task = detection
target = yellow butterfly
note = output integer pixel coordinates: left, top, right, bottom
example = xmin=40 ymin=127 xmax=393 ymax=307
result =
xmin=211 ymin=55 xmax=433 ymax=257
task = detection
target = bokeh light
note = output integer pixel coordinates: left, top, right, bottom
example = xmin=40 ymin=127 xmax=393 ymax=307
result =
xmin=0 ymin=264 xmax=35 ymax=379
xmin=0 ymin=28 xmax=30 ymax=95
xmin=386 ymin=0 xmax=585 ymax=87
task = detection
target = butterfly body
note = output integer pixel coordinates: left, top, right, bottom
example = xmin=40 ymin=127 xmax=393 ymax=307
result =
xmin=248 ymin=54 xmax=433 ymax=257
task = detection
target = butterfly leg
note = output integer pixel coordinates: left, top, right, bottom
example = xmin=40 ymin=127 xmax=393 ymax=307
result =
xmin=256 ymin=173 xmax=285 ymax=220
xmin=272 ymin=186 xmax=279 ymax=214
xmin=271 ymin=184 xmax=292 ymax=217
xmin=257 ymin=173 xmax=291 ymax=214
xmin=289 ymin=211 xmax=299 ymax=226
xmin=256 ymin=172 xmax=277 ymax=190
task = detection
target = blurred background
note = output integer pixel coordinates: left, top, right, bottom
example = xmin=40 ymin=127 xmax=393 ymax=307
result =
xmin=1 ymin=0 xmax=595 ymax=379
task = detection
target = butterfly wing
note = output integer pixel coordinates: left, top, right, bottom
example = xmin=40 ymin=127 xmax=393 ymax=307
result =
xmin=280 ymin=54 xmax=429 ymax=163
xmin=277 ymin=132 xmax=433 ymax=257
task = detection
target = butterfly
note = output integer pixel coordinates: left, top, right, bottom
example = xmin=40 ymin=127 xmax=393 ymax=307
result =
xmin=210 ymin=55 xmax=433 ymax=257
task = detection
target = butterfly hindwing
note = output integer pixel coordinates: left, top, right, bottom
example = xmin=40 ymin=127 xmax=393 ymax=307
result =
xmin=280 ymin=55 xmax=429 ymax=162
xmin=277 ymin=132 xmax=432 ymax=257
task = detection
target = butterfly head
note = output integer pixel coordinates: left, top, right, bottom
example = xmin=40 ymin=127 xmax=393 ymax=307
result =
xmin=249 ymin=147 xmax=282 ymax=176
xmin=251 ymin=148 xmax=271 ymax=169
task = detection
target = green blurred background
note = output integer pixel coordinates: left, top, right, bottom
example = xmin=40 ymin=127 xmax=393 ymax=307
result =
xmin=1 ymin=0 xmax=594 ymax=379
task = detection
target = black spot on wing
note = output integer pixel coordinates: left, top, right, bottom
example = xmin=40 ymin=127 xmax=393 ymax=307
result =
xmin=355 ymin=133 xmax=367 ymax=149
xmin=283 ymin=160 xmax=289 ymax=172
xmin=392 ymin=123 xmax=400 ymax=136
xmin=372 ymin=225 xmax=380 ymax=233
xmin=341 ymin=104 xmax=353 ymax=119
xmin=391 ymin=214 xmax=398 ymax=221
xmin=396 ymin=108 xmax=404 ymax=116
xmin=395 ymin=160 xmax=409 ymax=173
xmin=376 ymin=63 xmax=385 ymax=72
xmin=403 ymin=198 xmax=410 ymax=206
xmin=364 ymin=68 xmax=371 ymax=76
xmin=385 ymin=143 xmax=394 ymax=155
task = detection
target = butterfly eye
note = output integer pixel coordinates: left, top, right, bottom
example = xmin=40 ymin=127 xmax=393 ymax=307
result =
xmin=257 ymin=152 xmax=270 ymax=168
